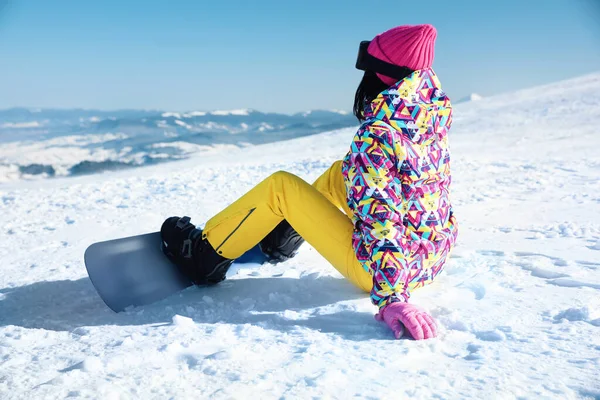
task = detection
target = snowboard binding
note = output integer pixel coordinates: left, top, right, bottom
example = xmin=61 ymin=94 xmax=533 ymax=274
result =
xmin=160 ymin=216 xmax=233 ymax=285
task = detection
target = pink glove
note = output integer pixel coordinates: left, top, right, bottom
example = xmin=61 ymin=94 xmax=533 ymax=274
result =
xmin=375 ymin=302 xmax=438 ymax=340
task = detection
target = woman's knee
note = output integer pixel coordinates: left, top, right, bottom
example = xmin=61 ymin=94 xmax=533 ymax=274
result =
xmin=268 ymin=170 xmax=304 ymax=190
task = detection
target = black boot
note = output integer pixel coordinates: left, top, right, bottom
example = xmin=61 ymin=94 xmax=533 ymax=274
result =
xmin=160 ymin=216 xmax=233 ymax=285
xmin=259 ymin=220 xmax=305 ymax=264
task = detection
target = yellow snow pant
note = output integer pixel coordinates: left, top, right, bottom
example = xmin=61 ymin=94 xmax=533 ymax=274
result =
xmin=203 ymin=160 xmax=372 ymax=292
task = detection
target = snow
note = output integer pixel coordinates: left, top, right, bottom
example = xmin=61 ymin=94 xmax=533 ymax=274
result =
xmin=161 ymin=112 xmax=182 ymax=118
xmin=156 ymin=120 xmax=169 ymax=129
xmin=1 ymin=72 xmax=600 ymax=398
xmin=211 ymin=109 xmax=251 ymax=116
xmin=329 ymin=109 xmax=350 ymax=115
xmin=0 ymin=121 xmax=43 ymax=129
xmin=183 ymin=111 xmax=208 ymax=118
xmin=174 ymin=119 xmax=192 ymax=129
xmin=196 ymin=121 xmax=231 ymax=131
xmin=150 ymin=141 xmax=238 ymax=155
xmin=257 ymin=123 xmax=274 ymax=132
xmin=0 ymin=133 xmax=131 ymax=183
xmin=456 ymin=93 xmax=484 ymax=104
xmin=300 ymin=109 xmax=350 ymax=117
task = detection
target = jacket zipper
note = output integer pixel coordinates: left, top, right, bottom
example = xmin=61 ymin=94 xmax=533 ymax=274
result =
xmin=214 ymin=208 xmax=256 ymax=253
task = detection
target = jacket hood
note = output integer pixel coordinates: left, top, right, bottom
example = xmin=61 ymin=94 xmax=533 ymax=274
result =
xmin=364 ymin=68 xmax=453 ymax=145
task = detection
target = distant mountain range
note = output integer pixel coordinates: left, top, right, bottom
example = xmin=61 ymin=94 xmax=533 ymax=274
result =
xmin=456 ymin=93 xmax=484 ymax=104
xmin=0 ymin=108 xmax=358 ymax=182
xmin=0 ymin=108 xmax=357 ymax=145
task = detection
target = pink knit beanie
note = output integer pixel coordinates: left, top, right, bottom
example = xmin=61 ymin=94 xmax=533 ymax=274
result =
xmin=367 ymin=24 xmax=437 ymax=85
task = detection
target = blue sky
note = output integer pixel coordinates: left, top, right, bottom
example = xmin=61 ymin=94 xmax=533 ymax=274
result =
xmin=1 ymin=0 xmax=599 ymax=113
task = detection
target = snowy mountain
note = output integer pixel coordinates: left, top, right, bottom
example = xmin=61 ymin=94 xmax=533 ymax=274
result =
xmin=0 ymin=107 xmax=355 ymax=135
xmin=456 ymin=93 xmax=484 ymax=103
xmin=1 ymin=72 xmax=599 ymax=398
xmin=0 ymin=108 xmax=357 ymax=183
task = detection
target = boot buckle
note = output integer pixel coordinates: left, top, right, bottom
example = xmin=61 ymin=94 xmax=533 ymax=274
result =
xmin=182 ymin=238 xmax=193 ymax=258
xmin=176 ymin=216 xmax=191 ymax=229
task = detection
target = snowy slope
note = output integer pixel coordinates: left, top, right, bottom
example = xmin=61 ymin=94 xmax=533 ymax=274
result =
xmin=1 ymin=72 xmax=600 ymax=399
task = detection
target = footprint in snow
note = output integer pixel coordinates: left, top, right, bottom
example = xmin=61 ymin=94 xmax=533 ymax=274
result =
xmin=458 ymin=282 xmax=486 ymax=300
xmin=514 ymin=251 xmax=561 ymax=261
xmin=576 ymin=260 xmax=600 ymax=270
xmin=179 ymin=353 xmax=202 ymax=369
xmin=464 ymin=343 xmax=484 ymax=361
xmin=587 ymin=240 xmax=600 ymax=251
xmin=475 ymin=330 xmax=506 ymax=342
xmin=476 ymin=249 xmax=505 ymax=257
xmin=514 ymin=256 xmax=600 ymax=289
xmin=547 ymin=278 xmax=600 ymax=290
xmin=517 ymin=263 xmax=570 ymax=279
xmin=204 ymin=350 xmax=230 ymax=361
xmin=553 ymin=307 xmax=600 ymax=325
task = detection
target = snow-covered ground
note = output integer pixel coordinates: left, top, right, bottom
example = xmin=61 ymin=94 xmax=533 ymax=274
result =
xmin=1 ymin=72 xmax=600 ymax=399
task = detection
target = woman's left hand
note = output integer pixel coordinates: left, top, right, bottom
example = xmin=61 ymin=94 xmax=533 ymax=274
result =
xmin=375 ymin=302 xmax=438 ymax=340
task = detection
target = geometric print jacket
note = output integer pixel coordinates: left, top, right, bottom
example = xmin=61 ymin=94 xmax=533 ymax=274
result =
xmin=342 ymin=68 xmax=459 ymax=309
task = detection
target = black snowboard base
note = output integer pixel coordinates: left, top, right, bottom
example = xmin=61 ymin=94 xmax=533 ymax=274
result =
xmin=84 ymin=232 xmax=266 ymax=312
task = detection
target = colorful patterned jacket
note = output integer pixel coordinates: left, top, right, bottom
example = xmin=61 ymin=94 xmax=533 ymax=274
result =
xmin=342 ymin=69 xmax=458 ymax=309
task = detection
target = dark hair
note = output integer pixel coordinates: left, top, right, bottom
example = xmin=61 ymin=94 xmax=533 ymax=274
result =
xmin=353 ymin=68 xmax=414 ymax=122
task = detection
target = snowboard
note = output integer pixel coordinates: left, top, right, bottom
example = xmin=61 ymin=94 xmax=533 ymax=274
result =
xmin=84 ymin=232 xmax=267 ymax=312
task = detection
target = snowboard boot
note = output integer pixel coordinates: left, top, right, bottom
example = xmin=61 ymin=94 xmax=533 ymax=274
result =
xmin=259 ymin=220 xmax=305 ymax=264
xmin=160 ymin=216 xmax=233 ymax=285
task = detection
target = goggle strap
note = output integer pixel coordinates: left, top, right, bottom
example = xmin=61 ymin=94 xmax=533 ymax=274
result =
xmin=356 ymin=40 xmax=411 ymax=81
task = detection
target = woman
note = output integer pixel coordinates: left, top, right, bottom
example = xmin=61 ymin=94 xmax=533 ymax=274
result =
xmin=161 ymin=24 xmax=458 ymax=340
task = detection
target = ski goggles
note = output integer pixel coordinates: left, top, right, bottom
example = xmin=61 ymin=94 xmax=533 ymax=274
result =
xmin=355 ymin=40 xmax=408 ymax=80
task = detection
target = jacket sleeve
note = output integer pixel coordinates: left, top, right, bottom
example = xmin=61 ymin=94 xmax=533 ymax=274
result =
xmin=343 ymin=122 xmax=410 ymax=309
